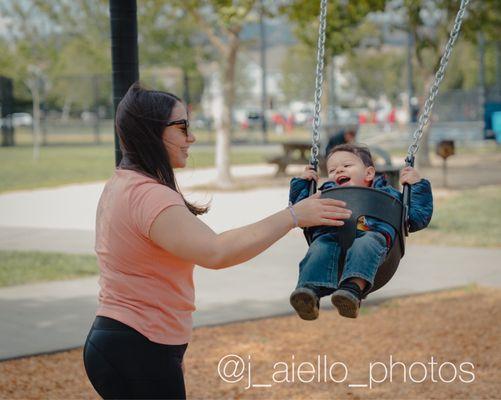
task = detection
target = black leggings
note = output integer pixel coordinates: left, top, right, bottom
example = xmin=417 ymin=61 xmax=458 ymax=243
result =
xmin=83 ymin=316 xmax=188 ymax=399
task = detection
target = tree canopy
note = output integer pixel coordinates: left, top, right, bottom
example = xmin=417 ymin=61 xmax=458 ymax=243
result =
xmin=282 ymin=0 xmax=386 ymax=57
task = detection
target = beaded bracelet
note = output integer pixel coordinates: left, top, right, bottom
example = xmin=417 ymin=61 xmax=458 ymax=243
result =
xmin=287 ymin=204 xmax=299 ymax=228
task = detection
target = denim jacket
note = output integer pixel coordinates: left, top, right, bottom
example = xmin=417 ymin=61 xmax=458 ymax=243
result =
xmin=289 ymin=175 xmax=433 ymax=245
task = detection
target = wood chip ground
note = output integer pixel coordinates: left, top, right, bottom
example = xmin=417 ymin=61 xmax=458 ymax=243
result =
xmin=1 ymin=286 xmax=499 ymax=399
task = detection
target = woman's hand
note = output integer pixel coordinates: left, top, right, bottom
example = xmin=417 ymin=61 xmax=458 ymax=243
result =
xmin=300 ymin=165 xmax=319 ymax=182
xmin=291 ymin=192 xmax=351 ymax=228
xmin=400 ymin=166 xmax=421 ymax=185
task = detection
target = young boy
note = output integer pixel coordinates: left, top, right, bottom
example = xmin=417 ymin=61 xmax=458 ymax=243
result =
xmin=289 ymin=144 xmax=433 ymax=320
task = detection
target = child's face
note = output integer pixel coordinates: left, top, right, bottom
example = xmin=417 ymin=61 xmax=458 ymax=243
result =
xmin=327 ymin=151 xmax=375 ymax=187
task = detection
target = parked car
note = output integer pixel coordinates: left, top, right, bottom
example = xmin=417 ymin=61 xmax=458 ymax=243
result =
xmin=11 ymin=113 xmax=33 ymax=127
xmin=234 ymin=108 xmax=265 ymax=130
xmin=192 ymin=114 xmax=213 ymax=131
xmin=81 ymin=111 xmax=97 ymax=122
xmin=294 ymin=107 xmax=314 ymax=125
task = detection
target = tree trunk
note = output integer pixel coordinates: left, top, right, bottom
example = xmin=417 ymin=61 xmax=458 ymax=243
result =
xmin=30 ymin=83 xmax=41 ymax=161
xmin=215 ymin=40 xmax=239 ymax=188
xmin=61 ymin=96 xmax=72 ymax=122
xmin=41 ymin=84 xmax=48 ymax=146
xmin=208 ymin=65 xmax=231 ymax=186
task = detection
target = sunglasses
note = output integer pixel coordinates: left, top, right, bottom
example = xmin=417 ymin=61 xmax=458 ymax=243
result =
xmin=165 ymin=119 xmax=190 ymax=137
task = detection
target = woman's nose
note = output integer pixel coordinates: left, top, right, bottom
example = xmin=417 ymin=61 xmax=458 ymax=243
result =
xmin=187 ymin=130 xmax=196 ymax=143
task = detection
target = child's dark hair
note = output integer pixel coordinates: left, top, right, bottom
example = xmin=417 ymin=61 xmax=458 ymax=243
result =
xmin=327 ymin=144 xmax=374 ymax=167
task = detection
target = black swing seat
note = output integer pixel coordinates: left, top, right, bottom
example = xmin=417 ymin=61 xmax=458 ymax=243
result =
xmin=305 ymin=186 xmax=407 ymax=294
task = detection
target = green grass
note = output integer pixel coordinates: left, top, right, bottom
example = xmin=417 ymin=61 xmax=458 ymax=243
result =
xmin=0 ymin=145 xmax=116 ymax=193
xmin=0 ymin=250 xmax=98 ymax=287
xmin=0 ymin=144 xmax=271 ymax=193
xmin=409 ymin=185 xmax=501 ymax=247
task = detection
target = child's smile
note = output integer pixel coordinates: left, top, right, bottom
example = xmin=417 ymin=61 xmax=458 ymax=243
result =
xmin=335 ymin=175 xmax=351 ymax=186
xmin=327 ymin=151 xmax=375 ymax=187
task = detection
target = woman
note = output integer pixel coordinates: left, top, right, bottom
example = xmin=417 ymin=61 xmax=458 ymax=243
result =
xmin=83 ymin=83 xmax=351 ymax=399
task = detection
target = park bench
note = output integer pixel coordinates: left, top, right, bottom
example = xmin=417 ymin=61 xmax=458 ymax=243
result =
xmin=267 ymin=141 xmax=326 ymax=176
xmin=268 ymin=141 xmax=401 ymax=188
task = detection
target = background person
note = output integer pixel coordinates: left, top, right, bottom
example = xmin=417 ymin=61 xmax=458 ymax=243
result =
xmin=325 ymin=127 xmax=357 ymax=157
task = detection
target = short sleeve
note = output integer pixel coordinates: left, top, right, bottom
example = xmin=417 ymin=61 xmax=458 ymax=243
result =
xmin=130 ymin=182 xmax=186 ymax=238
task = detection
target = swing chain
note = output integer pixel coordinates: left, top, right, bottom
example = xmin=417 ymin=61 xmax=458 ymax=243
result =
xmin=407 ymin=0 xmax=470 ymax=161
xmin=310 ymin=0 xmax=328 ymax=168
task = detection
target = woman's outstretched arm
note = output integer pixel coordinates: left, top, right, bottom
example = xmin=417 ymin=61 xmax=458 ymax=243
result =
xmin=150 ymin=193 xmax=351 ymax=269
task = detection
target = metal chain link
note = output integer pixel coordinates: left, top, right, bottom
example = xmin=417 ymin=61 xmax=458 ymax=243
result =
xmin=407 ymin=0 xmax=470 ymax=162
xmin=310 ymin=0 xmax=328 ymax=167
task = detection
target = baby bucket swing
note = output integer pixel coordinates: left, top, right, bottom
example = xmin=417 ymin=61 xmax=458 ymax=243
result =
xmin=304 ymin=0 xmax=470 ymax=293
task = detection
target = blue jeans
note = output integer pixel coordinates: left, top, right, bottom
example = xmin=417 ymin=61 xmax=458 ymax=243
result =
xmin=296 ymin=230 xmax=389 ymax=298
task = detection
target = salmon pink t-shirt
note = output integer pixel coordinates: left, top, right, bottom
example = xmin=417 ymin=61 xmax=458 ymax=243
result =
xmin=95 ymin=169 xmax=195 ymax=345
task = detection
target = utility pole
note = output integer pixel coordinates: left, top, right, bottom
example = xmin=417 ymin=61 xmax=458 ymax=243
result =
xmin=496 ymin=42 xmax=501 ymax=92
xmin=109 ymin=0 xmax=139 ymax=166
xmin=182 ymin=68 xmax=191 ymax=108
xmin=93 ymin=75 xmax=101 ymax=144
xmin=478 ymin=32 xmax=486 ymax=111
xmin=0 ymin=76 xmax=15 ymax=147
xmin=259 ymin=0 xmax=268 ymax=142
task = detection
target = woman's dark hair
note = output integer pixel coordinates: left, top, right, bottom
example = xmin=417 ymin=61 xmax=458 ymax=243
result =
xmin=115 ymin=82 xmax=208 ymax=215
xmin=327 ymin=143 xmax=374 ymax=168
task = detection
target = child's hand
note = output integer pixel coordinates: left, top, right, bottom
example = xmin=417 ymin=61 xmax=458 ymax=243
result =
xmin=400 ymin=166 xmax=421 ymax=185
xmin=300 ymin=165 xmax=318 ymax=182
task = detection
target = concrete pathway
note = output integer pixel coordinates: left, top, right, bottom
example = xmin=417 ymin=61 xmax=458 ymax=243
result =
xmin=1 ymin=235 xmax=500 ymax=360
xmin=1 ymin=164 xmax=500 ymax=360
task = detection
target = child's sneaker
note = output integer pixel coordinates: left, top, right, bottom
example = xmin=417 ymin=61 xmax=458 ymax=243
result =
xmin=331 ymin=281 xmax=363 ymax=318
xmin=290 ymin=287 xmax=320 ymax=320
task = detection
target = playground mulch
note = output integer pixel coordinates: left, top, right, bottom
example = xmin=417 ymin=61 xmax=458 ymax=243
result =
xmin=0 ymin=286 xmax=499 ymax=399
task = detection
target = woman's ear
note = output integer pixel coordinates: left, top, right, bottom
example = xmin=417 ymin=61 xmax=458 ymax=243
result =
xmin=365 ymin=166 xmax=376 ymax=183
